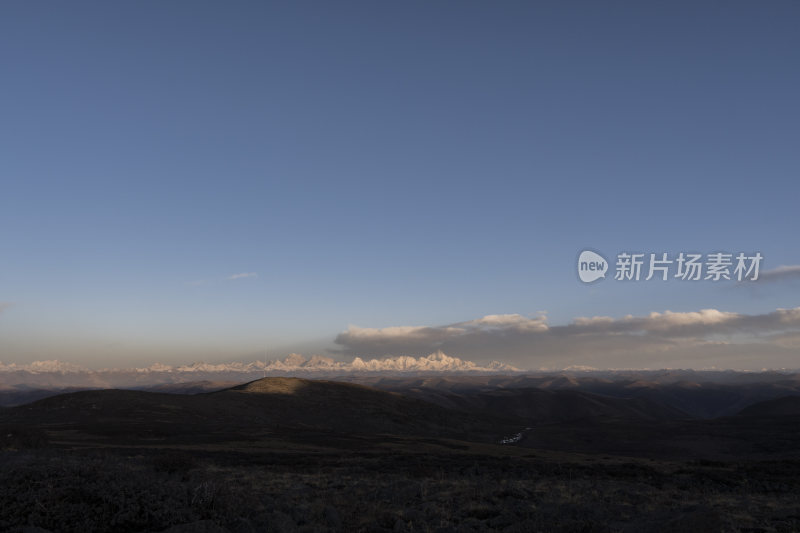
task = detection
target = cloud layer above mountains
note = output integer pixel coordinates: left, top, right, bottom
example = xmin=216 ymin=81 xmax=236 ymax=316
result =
xmin=335 ymin=308 xmax=800 ymax=370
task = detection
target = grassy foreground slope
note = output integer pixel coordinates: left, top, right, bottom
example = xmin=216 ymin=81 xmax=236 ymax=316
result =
xmin=1 ymin=378 xmax=799 ymax=532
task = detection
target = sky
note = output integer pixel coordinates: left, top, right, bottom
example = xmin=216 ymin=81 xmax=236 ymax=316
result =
xmin=1 ymin=1 xmax=799 ymax=370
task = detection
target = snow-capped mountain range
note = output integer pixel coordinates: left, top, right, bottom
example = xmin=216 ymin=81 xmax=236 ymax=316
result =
xmin=0 ymin=351 xmax=520 ymax=388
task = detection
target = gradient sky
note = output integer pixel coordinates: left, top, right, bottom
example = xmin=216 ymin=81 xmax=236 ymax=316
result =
xmin=1 ymin=1 xmax=799 ymax=369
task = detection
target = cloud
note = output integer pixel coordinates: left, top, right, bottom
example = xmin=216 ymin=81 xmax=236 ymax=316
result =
xmin=756 ymin=265 xmax=800 ymax=283
xmin=459 ymin=314 xmax=549 ymax=332
xmin=228 ymin=272 xmax=258 ymax=280
xmin=333 ymin=307 xmax=800 ymax=370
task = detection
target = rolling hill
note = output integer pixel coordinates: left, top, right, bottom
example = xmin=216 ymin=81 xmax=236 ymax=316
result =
xmin=0 ymin=377 xmax=520 ymax=448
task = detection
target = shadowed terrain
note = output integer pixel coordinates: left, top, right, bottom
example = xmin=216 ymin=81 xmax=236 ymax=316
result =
xmin=1 ymin=376 xmax=799 ymax=532
xmin=1 ymin=378 xmax=519 ymax=448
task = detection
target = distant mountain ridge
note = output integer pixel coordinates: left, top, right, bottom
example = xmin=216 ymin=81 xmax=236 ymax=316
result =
xmin=0 ymin=351 xmax=520 ymax=388
xmin=0 ymin=377 xmax=518 ymax=444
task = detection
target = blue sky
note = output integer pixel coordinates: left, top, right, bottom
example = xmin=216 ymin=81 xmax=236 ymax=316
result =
xmin=1 ymin=1 xmax=799 ymax=368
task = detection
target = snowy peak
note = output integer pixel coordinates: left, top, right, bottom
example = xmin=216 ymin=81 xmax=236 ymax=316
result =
xmin=0 ymin=352 xmax=519 ymax=380
xmin=0 ymin=360 xmax=86 ymax=374
xmin=257 ymin=351 xmax=516 ymax=373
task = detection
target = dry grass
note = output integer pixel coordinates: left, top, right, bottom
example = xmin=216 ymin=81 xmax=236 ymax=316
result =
xmin=1 ymin=448 xmax=799 ymax=532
